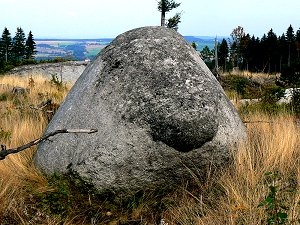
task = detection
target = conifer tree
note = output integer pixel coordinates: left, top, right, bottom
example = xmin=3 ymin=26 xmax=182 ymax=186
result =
xmin=239 ymin=34 xmax=251 ymax=70
xmin=266 ymin=29 xmax=278 ymax=72
xmin=12 ymin=27 xmax=26 ymax=61
xmin=296 ymin=28 xmax=300 ymax=58
xmin=229 ymin=41 xmax=238 ymax=67
xmin=259 ymin=34 xmax=269 ymax=71
xmin=278 ymin=33 xmax=288 ymax=71
xmin=286 ymin=25 xmax=295 ymax=67
xmin=218 ymin=38 xmax=229 ymax=71
xmin=286 ymin=25 xmax=295 ymax=43
xmin=254 ymin=37 xmax=261 ymax=71
xmin=25 ymin=31 xmax=36 ymax=59
xmin=157 ymin=0 xmax=181 ymax=27
xmin=200 ymin=46 xmax=213 ymax=62
xmin=191 ymin=41 xmax=197 ymax=50
xmin=246 ymin=36 xmax=259 ymax=71
xmin=229 ymin=26 xmax=245 ymax=67
xmin=166 ymin=13 xmax=181 ymax=31
xmin=0 ymin=27 xmax=12 ymax=63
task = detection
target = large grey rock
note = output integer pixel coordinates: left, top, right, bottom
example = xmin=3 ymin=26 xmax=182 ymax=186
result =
xmin=35 ymin=26 xmax=246 ymax=192
xmin=7 ymin=61 xmax=87 ymax=82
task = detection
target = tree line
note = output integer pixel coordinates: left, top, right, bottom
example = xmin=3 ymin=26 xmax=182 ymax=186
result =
xmin=0 ymin=27 xmax=36 ymax=72
xmin=201 ymin=25 xmax=300 ymax=77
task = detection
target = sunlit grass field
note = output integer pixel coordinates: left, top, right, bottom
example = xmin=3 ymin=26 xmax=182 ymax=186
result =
xmin=0 ymin=75 xmax=71 ymax=224
xmin=0 ymin=74 xmax=299 ymax=224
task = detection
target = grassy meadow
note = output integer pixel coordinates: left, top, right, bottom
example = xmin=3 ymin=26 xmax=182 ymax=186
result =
xmin=0 ymin=73 xmax=300 ymax=224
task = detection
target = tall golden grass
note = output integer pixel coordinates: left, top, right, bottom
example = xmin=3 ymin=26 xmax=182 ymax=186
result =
xmin=222 ymin=70 xmax=280 ymax=79
xmin=0 ymin=75 xmax=71 ymax=224
xmin=207 ymin=113 xmax=299 ymax=224
xmin=0 ymin=75 xmax=299 ymax=224
xmin=163 ymin=113 xmax=300 ymax=225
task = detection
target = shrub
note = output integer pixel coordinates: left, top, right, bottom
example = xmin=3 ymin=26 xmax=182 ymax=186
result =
xmin=0 ymin=93 xmax=8 ymax=101
xmin=220 ymin=74 xmax=262 ymax=99
xmin=50 ymin=74 xmax=63 ymax=90
xmin=234 ymin=76 xmax=249 ymax=96
xmin=261 ymin=85 xmax=285 ymax=104
xmin=0 ymin=62 xmax=14 ymax=74
xmin=280 ymin=62 xmax=300 ymax=86
xmin=290 ymin=88 xmax=300 ymax=117
xmin=258 ymin=171 xmax=299 ymax=225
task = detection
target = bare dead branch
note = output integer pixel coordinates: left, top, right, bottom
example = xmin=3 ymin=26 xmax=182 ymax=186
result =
xmin=37 ymin=99 xmax=52 ymax=109
xmin=29 ymin=106 xmax=54 ymax=113
xmin=0 ymin=129 xmax=98 ymax=160
xmin=30 ymin=99 xmax=55 ymax=113
xmin=243 ymin=120 xmax=273 ymax=124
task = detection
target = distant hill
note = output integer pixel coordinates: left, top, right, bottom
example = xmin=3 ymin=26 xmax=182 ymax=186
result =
xmin=35 ymin=36 xmax=228 ymax=61
xmin=184 ymin=36 xmax=229 ymax=51
xmin=35 ymin=39 xmax=112 ymax=61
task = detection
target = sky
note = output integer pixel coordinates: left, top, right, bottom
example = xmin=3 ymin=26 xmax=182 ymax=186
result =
xmin=0 ymin=0 xmax=299 ymax=39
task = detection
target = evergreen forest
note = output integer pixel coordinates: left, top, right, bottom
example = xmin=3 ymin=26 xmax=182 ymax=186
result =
xmin=0 ymin=27 xmax=36 ymax=73
xmin=202 ymin=25 xmax=300 ymax=85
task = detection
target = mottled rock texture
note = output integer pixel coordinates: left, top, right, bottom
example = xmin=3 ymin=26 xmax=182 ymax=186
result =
xmin=35 ymin=26 xmax=246 ymax=192
xmin=7 ymin=61 xmax=87 ymax=82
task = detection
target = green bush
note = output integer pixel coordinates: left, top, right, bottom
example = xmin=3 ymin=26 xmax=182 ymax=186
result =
xmin=290 ymin=88 xmax=300 ymax=117
xmin=280 ymin=61 xmax=300 ymax=86
xmin=220 ymin=75 xmax=262 ymax=99
xmin=0 ymin=93 xmax=8 ymax=101
xmin=21 ymin=59 xmax=38 ymax=65
xmin=261 ymin=86 xmax=285 ymax=104
xmin=239 ymin=85 xmax=288 ymax=115
xmin=234 ymin=77 xmax=250 ymax=96
xmin=0 ymin=62 xmax=14 ymax=74
xmin=259 ymin=171 xmax=299 ymax=225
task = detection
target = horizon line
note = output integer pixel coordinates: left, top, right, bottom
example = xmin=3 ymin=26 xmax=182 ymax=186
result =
xmin=35 ymin=35 xmax=230 ymax=40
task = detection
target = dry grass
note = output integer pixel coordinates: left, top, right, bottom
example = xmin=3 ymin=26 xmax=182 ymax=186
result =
xmin=162 ymin=113 xmax=300 ymax=224
xmin=211 ymin=113 xmax=300 ymax=224
xmin=0 ymin=74 xmax=72 ymax=224
xmin=0 ymin=74 xmax=300 ymax=224
xmin=222 ymin=70 xmax=280 ymax=79
xmin=0 ymin=74 xmax=70 ymax=104
xmin=225 ymin=89 xmax=243 ymax=109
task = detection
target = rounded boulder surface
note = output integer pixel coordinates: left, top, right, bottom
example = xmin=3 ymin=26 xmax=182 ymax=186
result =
xmin=35 ymin=26 xmax=246 ymax=193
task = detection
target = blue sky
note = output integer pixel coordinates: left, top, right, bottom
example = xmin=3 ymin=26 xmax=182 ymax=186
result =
xmin=0 ymin=0 xmax=299 ymax=39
